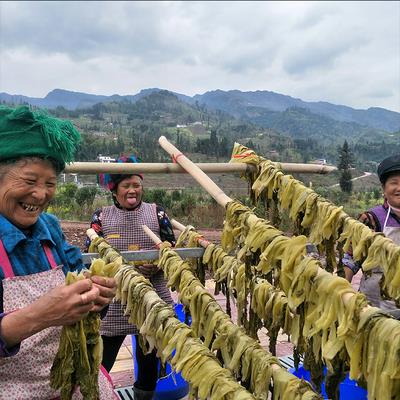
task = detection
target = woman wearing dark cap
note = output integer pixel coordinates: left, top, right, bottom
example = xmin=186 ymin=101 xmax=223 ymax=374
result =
xmin=344 ymin=154 xmax=400 ymax=317
xmin=86 ymin=156 xmax=176 ymax=400
xmin=0 ymin=105 xmax=117 ymax=398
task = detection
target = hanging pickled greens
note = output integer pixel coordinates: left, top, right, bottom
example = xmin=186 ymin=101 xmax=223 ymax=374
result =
xmin=220 ymin=199 xmax=400 ymax=400
xmin=88 ymin=235 xmax=256 ymax=400
xmin=158 ymin=245 xmax=321 ymax=400
xmin=50 ymin=257 xmax=118 ymax=400
xmin=230 ymin=142 xmax=400 ymax=303
xmin=251 ymin=279 xmax=292 ymax=355
xmin=177 ymin=196 xmax=400 ymax=399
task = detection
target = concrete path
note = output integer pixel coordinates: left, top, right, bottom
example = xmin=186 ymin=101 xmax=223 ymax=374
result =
xmin=329 ymin=171 xmax=372 ymax=188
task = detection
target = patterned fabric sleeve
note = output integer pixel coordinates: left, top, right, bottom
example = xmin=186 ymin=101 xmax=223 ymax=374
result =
xmin=156 ymin=205 xmax=176 ymax=246
xmin=84 ymin=208 xmax=103 ymax=252
xmin=342 ymin=210 xmax=379 ymax=275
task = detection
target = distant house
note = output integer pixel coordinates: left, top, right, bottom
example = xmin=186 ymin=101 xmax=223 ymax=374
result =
xmin=60 ymin=173 xmax=80 ymax=185
xmin=311 ymin=158 xmax=327 ymax=165
xmin=266 ymin=150 xmax=279 ymax=158
xmin=97 ymin=155 xmax=116 ymax=163
xmin=92 ymin=131 xmax=108 ymax=137
xmin=176 ymin=124 xmax=187 ymax=128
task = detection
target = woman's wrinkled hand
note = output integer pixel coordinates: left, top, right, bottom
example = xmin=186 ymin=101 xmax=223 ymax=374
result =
xmin=0 ymin=279 xmax=105 ymax=347
xmin=89 ymin=276 xmax=117 ymax=312
xmin=29 ymin=278 xmax=100 ymax=328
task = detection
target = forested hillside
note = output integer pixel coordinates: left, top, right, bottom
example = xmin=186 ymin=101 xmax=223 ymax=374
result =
xmin=49 ymin=91 xmax=287 ymax=164
xmin=193 ymin=89 xmax=400 ymax=131
xmin=2 ymin=89 xmax=399 ymax=170
xmin=4 ymin=89 xmax=397 ymax=224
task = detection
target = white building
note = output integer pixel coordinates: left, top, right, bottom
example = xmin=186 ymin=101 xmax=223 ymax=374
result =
xmin=97 ymin=154 xmax=116 ymax=163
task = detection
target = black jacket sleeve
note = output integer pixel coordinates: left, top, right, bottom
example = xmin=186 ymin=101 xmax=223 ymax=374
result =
xmin=156 ymin=205 xmax=176 ymax=246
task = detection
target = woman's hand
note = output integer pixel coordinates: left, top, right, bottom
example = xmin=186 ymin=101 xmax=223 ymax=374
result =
xmin=90 ymin=276 xmax=117 ymax=312
xmin=136 ymin=264 xmax=160 ymax=278
xmin=0 ymin=279 xmax=100 ymax=347
xmin=29 ymin=279 xmax=101 ymax=328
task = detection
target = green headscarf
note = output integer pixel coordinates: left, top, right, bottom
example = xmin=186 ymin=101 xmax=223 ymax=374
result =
xmin=0 ymin=105 xmax=81 ymax=171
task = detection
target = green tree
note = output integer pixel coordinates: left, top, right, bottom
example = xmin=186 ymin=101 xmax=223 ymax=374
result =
xmin=338 ymin=140 xmax=353 ymax=193
xmin=74 ymin=186 xmax=99 ymax=208
xmin=209 ymin=129 xmax=218 ymax=158
xmin=53 ymin=183 xmax=78 ymax=206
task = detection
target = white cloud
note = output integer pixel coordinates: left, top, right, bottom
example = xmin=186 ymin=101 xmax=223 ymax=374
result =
xmin=0 ymin=1 xmax=399 ymax=111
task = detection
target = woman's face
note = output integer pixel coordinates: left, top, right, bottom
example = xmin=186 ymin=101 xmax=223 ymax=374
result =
xmin=383 ymin=171 xmax=400 ymax=209
xmin=0 ymin=158 xmax=57 ymax=229
xmin=115 ymin=175 xmax=143 ymax=210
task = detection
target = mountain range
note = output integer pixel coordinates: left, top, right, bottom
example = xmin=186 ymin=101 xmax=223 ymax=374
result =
xmin=1 ymin=88 xmax=399 ymax=133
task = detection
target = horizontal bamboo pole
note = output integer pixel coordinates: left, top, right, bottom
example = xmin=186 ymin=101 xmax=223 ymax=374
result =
xmin=64 ymin=161 xmax=336 ymax=174
xmin=280 ymin=163 xmax=336 ymax=174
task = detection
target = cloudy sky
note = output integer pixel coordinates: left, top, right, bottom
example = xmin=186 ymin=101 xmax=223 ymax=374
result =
xmin=1 ymin=1 xmax=399 ymax=111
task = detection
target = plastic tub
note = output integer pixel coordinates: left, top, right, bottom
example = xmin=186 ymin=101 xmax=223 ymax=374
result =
xmin=289 ymin=365 xmax=367 ymax=400
xmin=132 ymin=303 xmax=190 ymax=400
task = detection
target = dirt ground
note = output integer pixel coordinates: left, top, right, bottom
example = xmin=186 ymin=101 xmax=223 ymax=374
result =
xmin=60 ymin=220 xmax=222 ymax=251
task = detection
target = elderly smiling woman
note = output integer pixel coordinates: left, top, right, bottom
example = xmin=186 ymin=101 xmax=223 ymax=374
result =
xmin=344 ymin=154 xmax=400 ymax=318
xmin=86 ymin=156 xmax=176 ymax=400
xmin=0 ymin=106 xmax=117 ymax=399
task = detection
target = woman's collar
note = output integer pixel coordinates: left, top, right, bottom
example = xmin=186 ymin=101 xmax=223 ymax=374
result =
xmin=384 ymin=199 xmax=400 ymax=220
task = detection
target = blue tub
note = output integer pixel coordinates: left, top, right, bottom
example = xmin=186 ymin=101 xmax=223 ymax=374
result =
xmin=132 ymin=303 xmax=190 ymax=400
xmin=289 ymin=365 xmax=367 ymax=399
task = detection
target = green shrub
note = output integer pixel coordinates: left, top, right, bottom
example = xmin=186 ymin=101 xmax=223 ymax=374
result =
xmin=75 ymin=186 xmax=99 ymax=208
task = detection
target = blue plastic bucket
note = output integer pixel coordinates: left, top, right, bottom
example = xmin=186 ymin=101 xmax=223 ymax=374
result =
xmin=289 ymin=365 xmax=367 ymax=399
xmin=132 ymin=303 xmax=190 ymax=400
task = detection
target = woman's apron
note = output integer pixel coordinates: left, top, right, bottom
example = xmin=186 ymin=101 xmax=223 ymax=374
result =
xmin=100 ymin=203 xmax=173 ymax=336
xmin=0 ymin=241 xmax=117 ymax=400
xmin=359 ymin=207 xmax=400 ymax=315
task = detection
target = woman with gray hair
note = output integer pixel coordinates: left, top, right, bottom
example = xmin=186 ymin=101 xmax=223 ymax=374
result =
xmin=86 ymin=155 xmax=176 ymax=400
xmin=344 ymin=154 xmax=400 ymax=317
xmin=0 ymin=105 xmax=117 ymax=399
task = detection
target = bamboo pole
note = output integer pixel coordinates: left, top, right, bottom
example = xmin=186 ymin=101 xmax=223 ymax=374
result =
xmin=65 ymin=161 xmax=336 ymax=174
xmin=171 ymin=219 xmax=211 ymax=247
xmin=142 ymin=225 xmax=163 ymax=248
xmin=158 ymin=136 xmax=233 ymax=207
xmin=87 ymin=228 xmax=98 ymax=242
xmin=171 ymin=219 xmax=186 ymax=232
xmin=278 ymin=163 xmax=336 ymax=174
xmin=67 ymin=162 xmax=250 ymax=174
